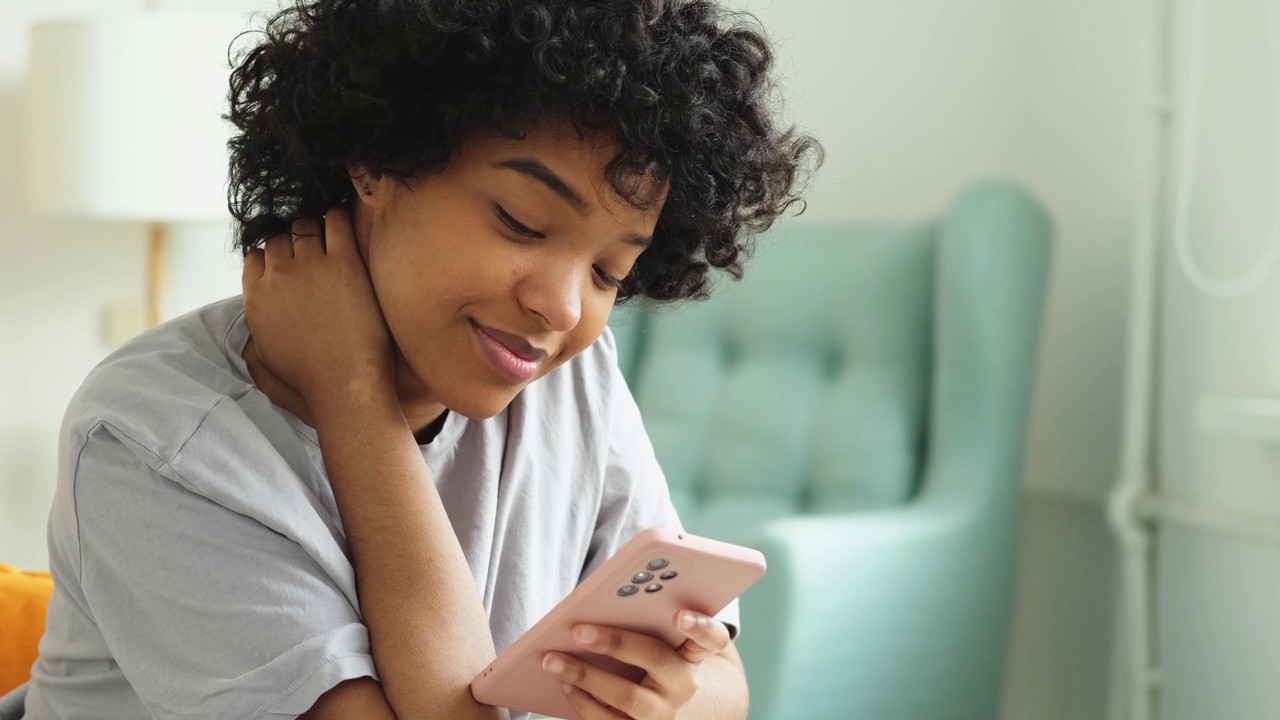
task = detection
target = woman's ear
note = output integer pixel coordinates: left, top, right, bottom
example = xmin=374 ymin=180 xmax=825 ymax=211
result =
xmin=348 ymin=165 xmax=395 ymax=209
xmin=345 ymin=164 xmax=386 ymax=266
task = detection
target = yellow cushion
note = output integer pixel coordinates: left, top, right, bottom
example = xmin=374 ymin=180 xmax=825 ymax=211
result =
xmin=0 ymin=564 xmax=54 ymax=696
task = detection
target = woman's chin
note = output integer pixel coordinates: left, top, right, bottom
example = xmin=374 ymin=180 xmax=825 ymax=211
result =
xmin=397 ymin=350 xmax=532 ymax=421
xmin=440 ymin=384 xmax=526 ymax=421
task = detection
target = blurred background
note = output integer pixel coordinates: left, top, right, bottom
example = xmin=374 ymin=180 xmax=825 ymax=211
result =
xmin=2 ymin=0 xmax=1278 ymax=719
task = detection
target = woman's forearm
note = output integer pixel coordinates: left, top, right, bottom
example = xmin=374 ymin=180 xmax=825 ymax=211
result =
xmin=310 ymin=382 xmax=507 ymax=720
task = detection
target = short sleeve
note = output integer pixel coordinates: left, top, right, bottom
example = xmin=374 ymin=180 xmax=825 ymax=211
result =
xmin=580 ymin=353 xmax=742 ymax=641
xmin=72 ymin=421 xmax=376 ymax=719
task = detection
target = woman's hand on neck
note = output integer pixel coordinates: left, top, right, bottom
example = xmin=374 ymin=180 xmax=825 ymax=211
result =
xmin=243 ymin=335 xmax=449 ymax=444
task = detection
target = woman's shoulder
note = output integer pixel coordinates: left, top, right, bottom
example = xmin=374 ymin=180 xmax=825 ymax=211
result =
xmin=62 ymin=296 xmax=253 ymax=463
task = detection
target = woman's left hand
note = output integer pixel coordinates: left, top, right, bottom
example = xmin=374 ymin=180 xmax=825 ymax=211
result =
xmin=541 ymin=609 xmax=733 ymax=719
xmin=241 ymin=207 xmax=397 ymax=412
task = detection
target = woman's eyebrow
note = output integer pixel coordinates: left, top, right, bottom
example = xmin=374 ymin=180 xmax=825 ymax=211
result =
xmin=492 ymin=158 xmax=590 ymax=215
xmin=491 ymin=157 xmax=654 ymax=248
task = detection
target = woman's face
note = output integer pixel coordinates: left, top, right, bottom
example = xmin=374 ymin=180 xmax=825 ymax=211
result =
xmin=351 ymin=121 xmax=665 ymax=421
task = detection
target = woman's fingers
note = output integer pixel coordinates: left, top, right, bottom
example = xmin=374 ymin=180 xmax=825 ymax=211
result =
xmin=291 ymin=217 xmax=325 ymax=258
xmin=323 ymin=206 xmax=356 ymax=262
xmin=263 ymin=232 xmax=294 ymax=267
xmin=241 ymin=247 xmax=265 ymax=289
xmin=672 ymin=611 xmax=732 ymax=665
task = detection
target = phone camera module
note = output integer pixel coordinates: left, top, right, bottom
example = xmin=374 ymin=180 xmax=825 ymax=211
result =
xmin=617 ymin=585 xmax=639 ymax=596
xmin=631 ymin=571 xmax=653 ymax=583
xmin=644 ymin=584 xmax=663 ymax=593
xmin=660 ymin=571 xmax=678 ymax=580
xmin=646 ymin=558 xmax=669 ymax=570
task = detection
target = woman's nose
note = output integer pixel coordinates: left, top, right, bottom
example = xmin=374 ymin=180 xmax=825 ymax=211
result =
xmin=518 ymin=266 xmax=583 ymax=332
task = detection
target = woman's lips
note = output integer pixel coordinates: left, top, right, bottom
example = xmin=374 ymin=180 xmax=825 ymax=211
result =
xmin=471 ymin=321 xmax=544 ymax=383
xmin=473 ymin=322 xmax=549 ymax=362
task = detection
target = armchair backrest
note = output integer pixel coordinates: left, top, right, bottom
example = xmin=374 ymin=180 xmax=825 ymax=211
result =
xmin=609 ymin=180 xmax=1052 ymax=543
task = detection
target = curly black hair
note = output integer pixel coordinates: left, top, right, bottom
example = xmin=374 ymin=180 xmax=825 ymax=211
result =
xmin=225 ymin=0 xmax=822 ymax=302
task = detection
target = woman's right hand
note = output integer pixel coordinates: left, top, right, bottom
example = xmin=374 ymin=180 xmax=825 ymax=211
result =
xmin=240 ymin=207 xmax=398 ymax=414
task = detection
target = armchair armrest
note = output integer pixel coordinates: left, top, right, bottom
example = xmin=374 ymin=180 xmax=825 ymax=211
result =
xmin=737 ymin=493 xmax=1016 ymax=720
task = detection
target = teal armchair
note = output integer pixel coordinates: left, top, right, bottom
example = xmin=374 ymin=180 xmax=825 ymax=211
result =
xmin=608 ymin=180 xmax=1053 ymax=720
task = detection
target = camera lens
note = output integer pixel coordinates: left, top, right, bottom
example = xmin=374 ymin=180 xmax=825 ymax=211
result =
xmin=632 ymin=572 xmax=653 ymax=583
xmin=660 ymin=571 xmax=678 ymax=580
xmin=644 ymin=584 xmax=663 ymax=593
xmin=646 ymin=558 xmax=669 ymax=570
xmin=617 ymin=585 xmax=639 ymax=596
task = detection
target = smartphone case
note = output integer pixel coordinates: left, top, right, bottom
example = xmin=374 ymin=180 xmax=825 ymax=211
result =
xmin=469 ymin=526 xmax=767 ymax=720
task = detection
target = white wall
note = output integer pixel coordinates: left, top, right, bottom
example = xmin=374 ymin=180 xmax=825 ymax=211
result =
xmin=1157 ymin=0 xmax=1280 ymax=717
xmin=0 ymin=1 xmax=1144 ymax=718
xmin=0 ymin=0 xmax=249 ymax=571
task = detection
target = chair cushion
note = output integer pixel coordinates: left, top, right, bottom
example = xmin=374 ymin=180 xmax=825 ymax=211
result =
xmin=0 ymin=564 xmax=53 ymax=695
xmin=612 ymin=223 xmax=936 ymax=531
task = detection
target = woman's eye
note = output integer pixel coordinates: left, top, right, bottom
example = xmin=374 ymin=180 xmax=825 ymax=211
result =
xmin=594 ymin=265 xmax=623 ymax=289
xmin=495 ymin=203 xmax=623 ymax=290
xmin=495 ymin=205 xmax=544 ymax=239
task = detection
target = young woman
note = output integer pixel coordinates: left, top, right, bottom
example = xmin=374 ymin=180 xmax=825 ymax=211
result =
xmin=15 ymin=1 xmax=819 ymax=718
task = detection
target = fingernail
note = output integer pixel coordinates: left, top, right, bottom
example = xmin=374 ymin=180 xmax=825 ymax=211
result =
xmin=679 ymin=612 xmax=698 ymax=630
xmin=574 ymin=624 xmax=598 ymax=644
xmin=543 ymin=653 xmax=565 ymax=674
xmin=562 ymin=682 xmax=573 ymax=694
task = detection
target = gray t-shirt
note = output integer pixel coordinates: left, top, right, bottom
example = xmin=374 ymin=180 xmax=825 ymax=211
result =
xmin=16 ymin=295 xmax=738 ymax=719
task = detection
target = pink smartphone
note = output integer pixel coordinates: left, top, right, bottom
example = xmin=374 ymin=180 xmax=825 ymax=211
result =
xmin=469 ymin=526 xmax=766 ymax=720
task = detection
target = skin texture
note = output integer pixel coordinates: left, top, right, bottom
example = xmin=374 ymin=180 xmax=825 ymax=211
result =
xmin=240 ymin=121 xmax=748 ymax=719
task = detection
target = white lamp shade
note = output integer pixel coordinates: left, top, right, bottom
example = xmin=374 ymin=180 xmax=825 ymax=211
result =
xmin=23 ymin=12 xmax=249 ymax=222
